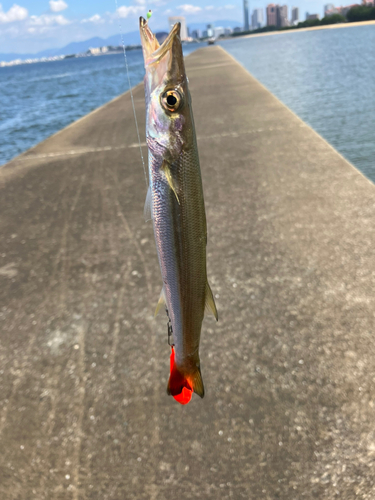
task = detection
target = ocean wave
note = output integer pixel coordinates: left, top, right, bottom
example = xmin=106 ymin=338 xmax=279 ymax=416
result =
xmin=28 ymin=72 xmax=74 ymax=82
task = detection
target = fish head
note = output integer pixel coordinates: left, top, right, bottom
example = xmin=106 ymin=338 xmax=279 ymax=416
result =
xmin=140 ymin=17 xmax=192 ymax=162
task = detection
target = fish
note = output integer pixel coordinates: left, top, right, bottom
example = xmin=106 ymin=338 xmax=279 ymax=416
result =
xmin=139 ymin=17 xmax=218 ymax=404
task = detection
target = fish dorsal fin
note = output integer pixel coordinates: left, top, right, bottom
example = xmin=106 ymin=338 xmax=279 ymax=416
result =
xmin=161 ymin=160 xmax=180 ymax=204
xmin=205 ymin=281 xmax=218 ymax=321
xmin=154 ymin=287 xmax=166 ymax=317
xmin=144 ymin=186 xmax=152 ymax=222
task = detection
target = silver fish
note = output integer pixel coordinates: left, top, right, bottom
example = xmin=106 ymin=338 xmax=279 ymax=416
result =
xmin=139 ymin=17 xmax=218 ymax=404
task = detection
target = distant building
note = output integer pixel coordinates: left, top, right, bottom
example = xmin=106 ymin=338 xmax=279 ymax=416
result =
xmin=252 ymin=8 xmax=264 ymax=29
xmin=267 ymin=4 xmax=277 ymax=25
xmin=191 ymin=29 xmax=202 ymax=39
xmin=324 ymin=3 xmax=357 ymax=16
xmin=244 ymin=0 xmax=250 ymax=30
xmin=325 ymin=5 xmax=340 ymax=15
xmin=341 ymin=4 xmax=357 ymax=15
xmin=214 ymin=27 xmax=225 ymax=37
xmin=168 ymin=16 xmax=188 ymax=40
xmin=305 ymin=11 xmax=310 ymax=19
xmin=277 ymin=5 xmax=289 ymax=27
xmin=224 ymin=27 xmax=233 ymax=36
xmin=206 ymin=23 xmax=214 ymax=37
xmin=307 ymin=13 xmax=320 ymax=19
xmin=1 ymin=55 xmax=65 ymax=67
xmin=324 ymin=3 xmax=335 ymax=15
xmin=291 ymin=7 xmax=299 ymax=23
xmin=233 ymin=27 xmax=243 ymax=33
xmin=88 ymin=47 xmax=108 ymax=55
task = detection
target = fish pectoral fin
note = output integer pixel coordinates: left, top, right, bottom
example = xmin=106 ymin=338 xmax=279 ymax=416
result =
xmin=205 ymin=281 xmax=218 ymax=321
xmin=161 ymin=160 xmax=180 ymax=204
xmin=154 ymin=287 xmax=166 ymax=317
xmin=144 ymin=186 xmax=152 ymax=222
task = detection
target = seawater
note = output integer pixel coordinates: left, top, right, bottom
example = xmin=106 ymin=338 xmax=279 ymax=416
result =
xmin=220 ymin=25 xmax=375 ymax=182
xmin=1 ymin=28 xmax=374 ymax=183
xmin=0 ymin=43 xmax=203 ymax=167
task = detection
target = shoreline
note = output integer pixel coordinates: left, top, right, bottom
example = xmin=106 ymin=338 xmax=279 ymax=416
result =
xmin=240 ymin=19 xmax=375 ymax=39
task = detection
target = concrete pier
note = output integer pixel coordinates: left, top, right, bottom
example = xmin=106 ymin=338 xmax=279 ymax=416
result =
xmin=1 ymin=46 xmax=374 ymax=499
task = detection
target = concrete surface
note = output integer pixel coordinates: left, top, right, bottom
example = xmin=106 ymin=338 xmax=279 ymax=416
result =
xmin=1 ymin=46 xmax=375 ymax=499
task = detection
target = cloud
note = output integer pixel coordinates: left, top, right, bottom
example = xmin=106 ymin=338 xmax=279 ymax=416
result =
xmin=116 ymin=5 xmax=144 ymax=18
xmin=16 ymin=13 xmax=71 ymax=36
xmin=0 ymin=4 xmax=28 ymax=23
xmin=29 ymin=14 xmax=70 ymax=26
xmin=178 ymin=4 xmax=202 ymax=14
xmin=116 ymin=0 xmax=167 ymax=19
xmin=49 ymin=0 xmax=68 ymax=12
xmin=205 ymin=5 xmax=214 ymax=10
xmin=81 ymin=14 xmax=104 ymax=24
xmin=137 ymin=0 xmax=167 ymax=5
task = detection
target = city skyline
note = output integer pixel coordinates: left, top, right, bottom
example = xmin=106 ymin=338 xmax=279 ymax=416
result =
xmin=0 ymin=0 xmax=350 ymax=54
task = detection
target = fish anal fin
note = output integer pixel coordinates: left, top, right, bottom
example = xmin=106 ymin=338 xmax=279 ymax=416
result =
xmin=161 ymin=161 xmax=180 ymax=204
xmin=154 ymin=288 xmax=166 ymax=317
xmin=205 ymin=281 xmax=218 ymax=321
xmin=167 ymin=347 xmax=204 ymax=404
xmin=144 ymin=186 xmax=152 ymax=222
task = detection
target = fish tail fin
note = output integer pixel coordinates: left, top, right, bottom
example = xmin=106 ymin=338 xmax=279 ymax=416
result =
xmin=167 ymin=347 xmax=204 ymax=404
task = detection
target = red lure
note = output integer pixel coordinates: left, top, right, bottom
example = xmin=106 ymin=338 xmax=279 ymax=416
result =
xmin=169 ymin=347 xmax=193 ymax=405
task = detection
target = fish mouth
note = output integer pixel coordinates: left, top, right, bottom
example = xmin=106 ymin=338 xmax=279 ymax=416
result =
xmin=139 ymin=16 xmax=181 ymax=66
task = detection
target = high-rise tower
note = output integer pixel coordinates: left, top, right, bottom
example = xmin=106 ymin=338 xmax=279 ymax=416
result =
xmin=276 ymin=5 xmax=289 ymax=27
xmin=266 ymin=4 xmax=277 ymax=26
xmin=244 ymin=0 xmax=250 ymax=31
xmin=168 ymin=16 xmax=188 ymax=40
xmin=291 ymin=6 xmax=299 ymax=23
xmin=252 ymin=8 xmax=264 ymax=29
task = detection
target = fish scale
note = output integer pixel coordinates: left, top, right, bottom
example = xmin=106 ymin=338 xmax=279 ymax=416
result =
xmin=150 ymin=148 xmax=206 ymax=362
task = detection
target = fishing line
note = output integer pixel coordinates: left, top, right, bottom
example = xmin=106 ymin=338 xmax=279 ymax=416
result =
xmin=114 ymin=0 xmax=148 ymax=189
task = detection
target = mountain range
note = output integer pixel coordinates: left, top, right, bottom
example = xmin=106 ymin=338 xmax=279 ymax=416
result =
xmin=0 ymin=19 xmax=241 ymax=62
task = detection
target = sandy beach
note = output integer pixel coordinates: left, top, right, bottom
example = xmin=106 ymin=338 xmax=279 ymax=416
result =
xmin=243 ymin=19 xmax=375 ymax=39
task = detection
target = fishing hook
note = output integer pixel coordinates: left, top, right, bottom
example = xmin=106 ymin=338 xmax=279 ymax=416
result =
xmin=165 ymin=307 xmax=174 ymax=347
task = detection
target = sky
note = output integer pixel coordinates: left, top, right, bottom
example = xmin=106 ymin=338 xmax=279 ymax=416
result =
xmin=0 ymin=0 xmax=331 ymax=54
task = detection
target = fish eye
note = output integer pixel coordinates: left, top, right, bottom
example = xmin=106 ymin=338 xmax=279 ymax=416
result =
xmin=161 ymin=89 xmax=182 ymax=112
xmin=167 ymin=94 xmax=177 ymax=106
